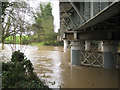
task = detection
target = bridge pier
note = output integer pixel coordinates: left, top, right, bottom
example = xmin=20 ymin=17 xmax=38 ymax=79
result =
xmin=98 ymin=41 xmax=103 ymax=52
xmin=64 ymin=40 xmax=70 ymax=51
xmin=71 ymin=41 xmax=84 ymax=65
xmin=64 ymin=40 xmax=70 ymax=50
xmin=85 ymin=41 xmax=91 ymax=51
xmin=103 ymin=41 xmax=119 ymax=69
xmin=64 ymin=40 xmax=68 ymax=50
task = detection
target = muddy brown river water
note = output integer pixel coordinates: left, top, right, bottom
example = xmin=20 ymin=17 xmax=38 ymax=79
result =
xmin=0 ymin=44 xmax=119 ymax=88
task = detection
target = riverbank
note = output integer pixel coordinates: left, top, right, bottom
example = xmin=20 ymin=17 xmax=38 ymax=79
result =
xmin=4 ymin=35 xmax=63 ymax=46
xmin=30 ymin=41 xmax=63 ymax=46
xmin=31 ymin=42 xmax=44 ymax=46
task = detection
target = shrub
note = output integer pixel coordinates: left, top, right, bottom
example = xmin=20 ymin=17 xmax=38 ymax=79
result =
xmin=2 ymin=50 xmax=49 ymax=88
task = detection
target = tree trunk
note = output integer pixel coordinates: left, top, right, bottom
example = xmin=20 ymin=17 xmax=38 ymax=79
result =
xmin=27 ymin=34 xmax=31 ymax=44
xmin=13 ymin=35 xmax=14 ymax=44
xmin=20 ymin=33 xmax=22 ymax=49
xmin=52 ymin=40 xmax=54 ymax=45
xmin=14 ymin=34 xmax=16 ymax=51
xmin=2 ymin=28 xmax=5 ymax=50
xmin=1 ymin=35 xmax=5 ymax=50
xmin=13 ymin=35 xmax=15 ymax=51
xmin=2 ymin=40 xmax=4 ymax=50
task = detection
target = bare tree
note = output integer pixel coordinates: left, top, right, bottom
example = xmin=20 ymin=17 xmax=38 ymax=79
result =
xmin=1 ymin=1 xmax=33 ymax=50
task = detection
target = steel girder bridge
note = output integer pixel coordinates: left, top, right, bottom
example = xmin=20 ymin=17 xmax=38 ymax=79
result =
xmin=58 ymin=0 xmax=120 ymax=69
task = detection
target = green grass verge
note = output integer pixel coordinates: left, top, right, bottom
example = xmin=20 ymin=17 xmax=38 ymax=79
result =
xmin=31 ymin=41 xmax=63 ymax=46
xmin=5 ymin=35 xmax=30 ymax=44
xmin=31 ymin=42 xmax=44 ymax=46
xmin=4 ymin=35 xmax=63 ymax=46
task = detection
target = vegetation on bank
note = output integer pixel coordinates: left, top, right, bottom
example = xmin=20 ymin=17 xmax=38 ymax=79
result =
xmin=31 ymin=42 xmax=44 ymax=46
xmin=4 ymin=35 xmax=30 ymax=44
xmin=3 ymin=2 xmax=63 ymax=46
xmin=2 ymin=50 xmax=49 ymax=88
xmin=1 ymin=2 xmax=62 ymax=50
xmin=4 ymin=35 xmax=63 ymax=46
xmin=31 ymin=41 xmax=63 ymax=46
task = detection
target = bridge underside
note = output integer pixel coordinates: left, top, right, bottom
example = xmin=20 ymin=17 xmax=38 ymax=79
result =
xmin=59 ymin=1 xmax=120 ymax=69
xmin=63 ymin=2 xmax=120 ymax=40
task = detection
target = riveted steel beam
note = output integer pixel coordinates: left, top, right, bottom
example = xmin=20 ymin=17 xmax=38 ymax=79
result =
xmin=77 ymin=2 xmax=120 ymax=31
xmin=61 ymin=15 xmax=72 ymax=29
xmin=60 ymin=5 xmax=78 ymax=28
xmin=69 ymin=1 xmax=86 ymax=22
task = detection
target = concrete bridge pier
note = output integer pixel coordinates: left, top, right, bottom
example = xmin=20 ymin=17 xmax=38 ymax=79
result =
xmin=64 ymin=40 xmax=68 ymax=50
xmin=98 ymin=41 xmax=103 ymax=52
xmin=71 ymin=41 xmax=84 ymax=65
xmin=85 ymin=41 xmax=91 ymax=51
xmin=103 ymin=41 xmax=119 ymax=69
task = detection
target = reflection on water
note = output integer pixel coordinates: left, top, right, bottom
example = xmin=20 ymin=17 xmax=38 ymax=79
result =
xmin=0 ymin=44 xmax=118 ymax=88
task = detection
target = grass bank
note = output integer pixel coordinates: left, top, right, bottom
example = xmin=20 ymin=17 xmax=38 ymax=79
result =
xmin=4 ymin=35 xmax=63 ymax=46
xmin=5 ymin=35 xmax=30 ymax=44
xmin=31 ymin=42 xmax=44 ymax=46
xmin=31 ymin=41 xmax=63 ymax=46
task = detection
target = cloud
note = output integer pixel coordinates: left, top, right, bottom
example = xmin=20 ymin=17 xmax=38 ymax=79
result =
xmin=51 ymin=0 xmax=60 ymax=33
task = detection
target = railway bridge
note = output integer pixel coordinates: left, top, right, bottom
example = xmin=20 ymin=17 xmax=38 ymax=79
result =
xmin=58 ymin=0 xmax=120 ymax=69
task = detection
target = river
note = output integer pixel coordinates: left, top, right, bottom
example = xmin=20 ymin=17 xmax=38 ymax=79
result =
xmin=0 ymin=44 xmax=118 ymax=88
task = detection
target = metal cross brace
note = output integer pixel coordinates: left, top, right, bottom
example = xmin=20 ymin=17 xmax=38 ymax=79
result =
xmin=61 ymin=15 xmax=72 ymax=29
xmin=68 ymin=0 xmax=86 ymax=23
xmin=92 ymin=54 xmax=103 ymax=67
xmin=81 ymin=52 xmax=93 ymax=66
xmin=60 ymin=5 xmax=78 ymax=28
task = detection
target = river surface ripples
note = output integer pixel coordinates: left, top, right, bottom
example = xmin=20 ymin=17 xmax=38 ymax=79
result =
xmin=0 ymin=44 xmax=119 ymax=88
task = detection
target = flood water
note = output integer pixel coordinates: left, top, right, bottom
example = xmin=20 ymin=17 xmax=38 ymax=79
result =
xmin=0 ymin=44 xmax=119 ymax=88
